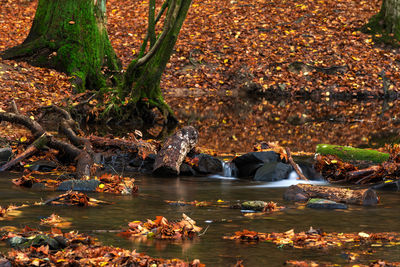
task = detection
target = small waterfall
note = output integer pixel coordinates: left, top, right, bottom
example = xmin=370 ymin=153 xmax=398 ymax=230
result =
xmin=208 ymin=161 xmax=237 ymax=179
xmin=222 ymin=161 xmax=233 ymax=177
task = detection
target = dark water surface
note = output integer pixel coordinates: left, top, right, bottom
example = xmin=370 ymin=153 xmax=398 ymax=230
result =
xmin=0 ymin=172 xmax=399 ymax=266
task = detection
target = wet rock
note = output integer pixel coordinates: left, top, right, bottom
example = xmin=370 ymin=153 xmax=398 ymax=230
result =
xmin=241 ymin=200 xmax=267 ymax=211
xmin=6 ymin=236 xmax=28 ymax=248
xmin=253 ymin=162 xmax=292 ymax=181
xmin=192 ymin=154 xmax=223 ymax=174
xmin=129 ymin=154 xmax=156 ymax=174
xmin=180 ymin=163 xmax=196 ymax=176
xmin=28 ymin=234 xmax=60 ymax=249
xmin=232 ymin=151 xmax=280 ymax=178
xmin=306 ymin=198 xmax=348 ymax=209
xmin=54 ymin=235 xmax=68 ymax=248
xmin=0 ymin=147 xmax=12 ymax=162
xmin=25 ymin=160 xmax=57 ymax=172
xmin=371 ymin=180 xmax=400 ymax=191
xmin=58 ymin=179 xmax=100 ymax=192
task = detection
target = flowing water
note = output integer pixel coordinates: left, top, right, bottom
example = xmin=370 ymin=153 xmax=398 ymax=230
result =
xmin=0 ymin=171 xmax=399 ymax=266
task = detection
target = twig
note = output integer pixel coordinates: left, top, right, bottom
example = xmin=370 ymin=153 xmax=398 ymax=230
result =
xmin=285 ymin=147 xmax=309 ymax=181
xmin=198 ymin=225 xmax=209 ymax=236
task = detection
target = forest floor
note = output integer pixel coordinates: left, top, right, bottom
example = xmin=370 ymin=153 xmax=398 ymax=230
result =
xmin=1 ymin=0 xmax=400 ymax=153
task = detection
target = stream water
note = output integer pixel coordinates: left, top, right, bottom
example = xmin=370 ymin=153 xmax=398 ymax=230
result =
xmin=0 ymin=171 xmax=399 ymax=266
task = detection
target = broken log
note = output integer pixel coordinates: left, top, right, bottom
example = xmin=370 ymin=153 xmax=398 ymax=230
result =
xmin=283 ymin=184 xmax=378 ymax=206
xmin=153 ymin=126 xmax=198 ymax=176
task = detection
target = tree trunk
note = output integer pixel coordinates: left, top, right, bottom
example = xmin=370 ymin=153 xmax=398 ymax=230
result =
xmin=283 ymin=184 xmax=379 ymax=206
xmin=153 ymin=126 xmax=198 ymax=176
xmin=121 ymin=0 xmax=192 ymax=124
xmin=1 ymin=0 xmax=121 ymax=92
xmin=364 ymin=0 xmax=400 ymax=43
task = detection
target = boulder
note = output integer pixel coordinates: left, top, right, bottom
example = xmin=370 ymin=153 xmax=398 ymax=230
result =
xmin=306 ymin=198 xmax=347 ymax=209
xmin=193 ymin=154 xmax=223 ymax=174
xmin=232 ymin=151 xmax=280 ymax=178
xmin=0 ymin=147 xmax=12 ymax=162
xmin=57 ymin=179 xmax=100 ymax=192
xmin=253 ymin=162 xmax=292 ymax=181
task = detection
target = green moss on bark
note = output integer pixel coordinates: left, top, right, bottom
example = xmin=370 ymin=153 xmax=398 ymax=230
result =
xmin=362 ymin=0 xmax=400 ymax=46
xmin=1 ymin=0 xmax=121 ymax=92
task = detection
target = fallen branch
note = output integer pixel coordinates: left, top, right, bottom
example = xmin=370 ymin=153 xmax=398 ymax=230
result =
xmin=0 ymin=133 xmax=47 ymax=171
xmin=285 ymin=147 xmax=308 ymax=181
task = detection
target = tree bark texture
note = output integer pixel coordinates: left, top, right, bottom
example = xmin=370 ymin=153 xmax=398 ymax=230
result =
xmin=1 ymin=0 xmax=120 ymax=91
xmin=365 ymin=0 xmax=400 ymax=42
xmin=122 ymin=0 xmax=192 ymax=122
xmin=283 ymin=184 xmax=379 ymax=206
xmin=153 ymin=126 xmax=198 ymax=176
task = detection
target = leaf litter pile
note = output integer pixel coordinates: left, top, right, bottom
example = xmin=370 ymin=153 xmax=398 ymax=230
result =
xmin=119 ymin=214 xmax=202 ymax=241
xmin=223 ymin=228 xmax=400 ymax=249
xmin=0 ymin=226 xmax=202 ymax=266
xmin=12 ymin=172 xmax=138 ymax=195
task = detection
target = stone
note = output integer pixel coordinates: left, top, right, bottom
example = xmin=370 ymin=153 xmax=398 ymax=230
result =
xmin=0 ymin=147 xmax=12 ymax=162
xmin=58 ymin=179 xmax=100 ymax=192
xmin=180 ymin=163 xmax=196 ymax=176
xmin=306 ymin=198 xmax=347 ymax=209
xmin=232 ymin=151 xmax=280 ymax=178
xmin=371 ymin=180 xmax=400 ymax=191
xmin=25 ymin=160 xmax=57 ymax=172
xmin=241 ymin=200 xmax=267 ymax=211
xmin=6 ymin=236 xmax=28 ymax=248
xmin=253 ymin=162 xmax=292 ymax=181
xmin=192 ymin=154 xmax=223 ymax=174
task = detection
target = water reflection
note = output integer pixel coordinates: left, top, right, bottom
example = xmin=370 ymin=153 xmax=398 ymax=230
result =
xmin=167 ymin=97 xmax=400 ymax=153
xmin=0 ymin=172 xmax=399 ymax=266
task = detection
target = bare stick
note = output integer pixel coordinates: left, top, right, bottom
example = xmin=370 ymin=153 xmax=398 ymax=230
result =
xmin=285 ymin=147 xmax=309 ymax=181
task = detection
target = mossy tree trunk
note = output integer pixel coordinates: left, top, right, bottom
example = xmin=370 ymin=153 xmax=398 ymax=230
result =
xmin=1 ymin=0 xmax=121 ymax=92
xmin=1 ymin=0 xmax=192 ymax=125
xmin=364 ymin=0 xmax=400 ymax=43
xmin=121 ymin=0 xmax=192 ymax=124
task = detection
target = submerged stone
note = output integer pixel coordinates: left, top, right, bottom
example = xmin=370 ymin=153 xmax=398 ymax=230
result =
xmin=306 ymin=198 xmax=347 ymax=209
xmin=241 ymin=200 xmax=267 ymax=211
xmin=58 ymin=179 xmax=100 ymax=192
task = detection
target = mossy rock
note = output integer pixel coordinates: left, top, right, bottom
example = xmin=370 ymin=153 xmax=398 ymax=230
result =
xmin=316 ymin=144 xmax=389 ymax=164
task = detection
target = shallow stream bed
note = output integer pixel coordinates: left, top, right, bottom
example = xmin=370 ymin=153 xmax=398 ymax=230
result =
xmin=0 ymin=172 xmax=399 ymax=266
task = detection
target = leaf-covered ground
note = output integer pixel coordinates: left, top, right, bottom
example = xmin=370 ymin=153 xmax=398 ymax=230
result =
xmin=1 ymin=0 xmax=400 ymax=153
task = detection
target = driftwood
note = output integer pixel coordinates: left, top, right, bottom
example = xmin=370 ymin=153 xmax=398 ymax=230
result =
xmin=283 ymin=184 xmax=379 ymax=206
xmin=153 ymin=126 xmax=198 ymax=176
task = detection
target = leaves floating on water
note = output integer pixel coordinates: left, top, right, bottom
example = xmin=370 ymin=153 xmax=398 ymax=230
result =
xmin=223 ymin=228 xmax=400 ymax=249
xmin=42 ymin=191 xmax=109 ymax=206
xmin=95 ymin=173 xmax=138 ymax=195
xmin=40 ymin=214 xmax=72 ymax=229
xmin=120 ymin=214 xmax=202 ymax=241
xmin=1 ymin=227 xmax=202 ymax=266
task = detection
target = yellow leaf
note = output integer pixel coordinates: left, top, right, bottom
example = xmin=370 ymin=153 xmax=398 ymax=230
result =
xmin=20 ymin=136 xmax=27 ymax=142
xmin=98 ymin=184 xmax=105 ymax=189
